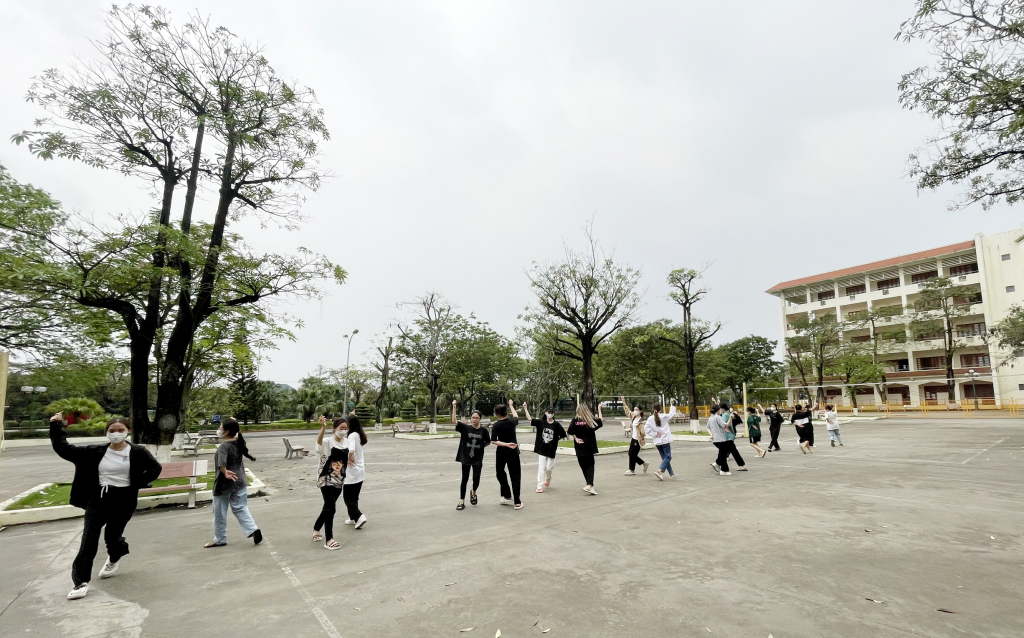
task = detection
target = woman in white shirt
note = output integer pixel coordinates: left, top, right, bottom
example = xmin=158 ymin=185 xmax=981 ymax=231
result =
xmin=644 ymin=399 xmax=678 ymax=481
xmin=313 ymin=416 xmax=348 ymax=549
xmin=343 ymin=415 xmax=368 ymax=530
xmin=621 ymin=396 xmax=649 ymax=475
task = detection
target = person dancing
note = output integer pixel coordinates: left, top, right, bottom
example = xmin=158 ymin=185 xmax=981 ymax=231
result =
xmin=205 ymin=418 xmax=263 ymax=548
xmin=760 ymin=403 xmax=784 ymax=452
xmin=453 ymin=400 xmax=491 ymax=509
xmin=621 ymin=396 xmax=649 ymax=475
xmin=747 ymin=406 xmax=767 ymax=458
xmin=312 ymin=415 xmax=347 ymax=549
xmin=567 ymin=402 xmax=604 ymax=494
xmin=645 ymin=399 xmax=678 ymax=480
xmin=791 ymin=402 xmax=818 ymax=453
xmin=49 ymin=413 xmax=162 ymax=600
xmin=491 ymin=399 xmax=524 ymax=509
xmin=523 ymin=403 xmax=566 ymax=493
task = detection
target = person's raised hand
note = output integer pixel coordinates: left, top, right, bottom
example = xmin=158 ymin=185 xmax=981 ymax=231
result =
xmin=50 ymin=412 xmax=63 ymax=423
xmin=452 ymin=399 xmax=457 ymax=406
xmin=318 ymin=415 xmax=327 ymax=427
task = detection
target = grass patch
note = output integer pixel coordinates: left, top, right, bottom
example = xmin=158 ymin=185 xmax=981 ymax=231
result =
xmin=4 ymin=472 xmax=218 ymax=511
xmin=558 ymin=439 xmax=629 ymax=449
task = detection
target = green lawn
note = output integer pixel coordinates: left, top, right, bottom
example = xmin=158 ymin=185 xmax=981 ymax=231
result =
xmin=4 ymin=472 xmax=218 ymax=511
xmin=558 ymin=439 xmax=629 ymax=449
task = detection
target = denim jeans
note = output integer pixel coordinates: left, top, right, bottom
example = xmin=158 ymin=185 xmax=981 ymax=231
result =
xmin=656 ymin=443 xmax=674 ymax=476
xmin=828 ymin=429 xmax=842 ymax=444
xmin=213 ymin=486 xmax=258 ymax=543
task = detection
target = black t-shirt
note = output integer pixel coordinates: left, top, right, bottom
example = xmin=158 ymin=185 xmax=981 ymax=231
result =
xmin=455 ymin=422 xmax=491 ymax=465
xmin=566 ymin=417 xmax=603 ymax=456
xmin=767 ymin=410 xmax=784 ymax=428
xmin=490 ymin=417 xmax=520 ymax=456
xmin=791 ymin=411 xmax=813 ymax=427
xmin=531 ymin=418 xmax=567 ymax=458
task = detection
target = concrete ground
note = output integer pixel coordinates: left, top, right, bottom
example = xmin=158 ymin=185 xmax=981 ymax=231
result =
xmin=0 ymin=419 xmax=1021 ymax=638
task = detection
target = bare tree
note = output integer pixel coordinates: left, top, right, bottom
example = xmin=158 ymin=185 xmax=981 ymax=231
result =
xmin=395 ymin=293 xmax=457 ymax=427
xmin=371 ymin=335 xmax=395 ymax=428
xmin=524 ymin=221 xmax=642 ymax=409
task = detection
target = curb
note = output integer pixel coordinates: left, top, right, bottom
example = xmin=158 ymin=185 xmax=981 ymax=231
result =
xmin=394 ymin=433 xmax=459 ymax=440
xmin=0 ymin=471 xmax=266 ymax=527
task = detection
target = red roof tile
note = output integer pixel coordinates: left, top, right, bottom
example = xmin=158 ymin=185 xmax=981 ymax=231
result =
xmin=766 ymin=240 xmax=976 ymax=294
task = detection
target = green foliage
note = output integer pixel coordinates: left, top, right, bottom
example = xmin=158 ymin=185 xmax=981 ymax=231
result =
xmin=716 ymin=335 xmax=783 ymax=400
xmin=44 ymin=398 xmax=105 ymax=424
xmin=991 ymin=304 xmax=1024 ymax=363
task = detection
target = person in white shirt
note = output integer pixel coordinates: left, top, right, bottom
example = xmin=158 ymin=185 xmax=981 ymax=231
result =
xmin=343 ymin=416 xmax=368 ymax=530
xmin=621 ymin=396 xmax=649 ymax=475
xmin=825 ymin=405 xmax=843 ymax=446
xmin=644 ymin=399 xmax=678 ymax=480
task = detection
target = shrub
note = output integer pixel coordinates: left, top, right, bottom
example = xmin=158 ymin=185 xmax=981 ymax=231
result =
xmin=45 ymin=398 xmax=105 ymax=424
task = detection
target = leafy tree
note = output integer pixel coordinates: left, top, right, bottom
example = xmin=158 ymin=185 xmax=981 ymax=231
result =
xmin=828 ymin=345 xmax=883 ymax=408
xmin=991 ymin=304 xmax=1024 ymax=364
xmin=716 ymin=335 xmax=783 ymax=400
xmin=899 ymin=1 xmax=1024 ymax=209
xmin=294 ymin=376 xmax=334 ymax=423
xmin=785 ymin=313 xmax=844 ymax=402
xmin=523 ymin=222 xmax=642 ymax=409
xmin=659 ymin=267 xmax=721 ymax=419
xmin=6 ymin=6 xmax=342 ymax=443
xmin=440 ymin=316 xmax=519 ymax=417
xmin=845 ymin=305 xmax=906 ymax=399
xmin=594 ymin=322 xmax=688 ymax=400
xmin=517 ymin=325 xmax=581 ymax=411
xmin=395 ymin=292 xmax=458 ymax=424
xmin=909 ymin=277 xmax=980 ymax=398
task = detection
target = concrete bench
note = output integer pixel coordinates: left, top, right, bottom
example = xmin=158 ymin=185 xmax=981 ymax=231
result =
xmin=139 ymin=460 xmax=208 ymax=508
xmin=392 ymin=422 xmax=416 ymax=436
xmin=283 ymin=437 xmax=306 ymax=459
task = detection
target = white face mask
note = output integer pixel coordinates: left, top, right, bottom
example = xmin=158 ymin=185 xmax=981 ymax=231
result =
xmin=334 ymin=429 xmax=345 ymax=440
xmin=218 ymin=428 xmax=226 ymax=438
xmin=107 ymin=431 xmax=128 ymax=444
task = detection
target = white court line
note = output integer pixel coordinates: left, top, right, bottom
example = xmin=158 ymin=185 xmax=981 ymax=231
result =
xmin=961 ymin=438 xmax=1005 ymax=465
xmin=265 ymin=539 xmax=342 ymax=638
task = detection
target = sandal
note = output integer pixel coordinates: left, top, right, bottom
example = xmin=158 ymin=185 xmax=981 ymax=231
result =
xmin=324 ymin=539 xmax=341 ymax=550
xmin=470 ymin=493 xmax=478 ymax=505
xmin=312 ymin=532 xmax=323 ymax=542
xmin=456 ymin=502 xmax=466 ymax=510
xmin=204 ymin=542 xmax=226 ymax=548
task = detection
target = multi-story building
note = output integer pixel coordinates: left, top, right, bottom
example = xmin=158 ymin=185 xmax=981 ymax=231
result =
xmin=766 ymin=224 xmax=1024 ymax=408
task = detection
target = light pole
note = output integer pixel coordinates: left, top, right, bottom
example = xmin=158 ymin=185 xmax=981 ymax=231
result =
xmin=969 ymin=369 xmax=979 ymax=410
xmin=21 ymin=386 xmax=47 ymax=423
xmin=343 ymin=330 xmax=359 ymax=413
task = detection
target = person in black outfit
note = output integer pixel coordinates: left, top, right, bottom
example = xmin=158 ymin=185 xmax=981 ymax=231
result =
xmin=490 ymin=399 xmax=523 ymax=509
xmin=49 ymin=412 xmax=162 ymax=601
xmin=453 ymin=401 xmax=491 ymax=510
xmin=791 ymin=402 xmax=818 ymax=453
xmin=760 ymin=403 xmax=785 ymax=451
xmin=566 ymin=403 xmax=604 ymax=495
xmin=522 ymin=403 xmax=567 ymax=493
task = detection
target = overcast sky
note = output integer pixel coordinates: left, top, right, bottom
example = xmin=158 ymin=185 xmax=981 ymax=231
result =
xmin=2 ymin=1 xmax=1022 ymax=386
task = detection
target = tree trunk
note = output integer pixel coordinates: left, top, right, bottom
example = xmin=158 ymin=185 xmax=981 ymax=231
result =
xmin=129 ymin=338 xmax=154 ymax=444
xmin=581 ymin=339 xmax=596 ymax=410
xmin=945 ymin=322 xmax=957 ymax=400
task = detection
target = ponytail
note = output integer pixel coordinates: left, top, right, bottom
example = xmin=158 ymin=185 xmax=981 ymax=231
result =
xmin=223 ymin=418 xmax=256 ymax=461
xmin=652 ymin=403 xmax=663 ymax=427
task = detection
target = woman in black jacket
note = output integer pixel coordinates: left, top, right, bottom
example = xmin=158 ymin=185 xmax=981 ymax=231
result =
xmin=49 ymin=412 xmax=162 ymax=600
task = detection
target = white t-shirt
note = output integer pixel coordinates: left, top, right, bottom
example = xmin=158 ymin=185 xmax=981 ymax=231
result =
xmin=631 ymin=416 xmax=644 ymax=441
xmin=321 ymin=434 xmax=347 ymax=458
xmin=345 ymin=431 xmax=365 ymax=484
xmin=825 ymin=411 xmax=839 ymax=430
xmin=98 ymin=445 xmax=131 ymax=487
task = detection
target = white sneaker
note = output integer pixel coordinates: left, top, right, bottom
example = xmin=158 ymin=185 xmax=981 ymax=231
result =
xmin=642 ymin=462 xmax=649 ymax=473
xmin=624 ymin=470 xmax=636 ymax=475
xmin=354 ymin=514 xmax=367 ymax=529
xmin=710 ymin=463 xmax=720 ymax=474
xmin=583 ymin=486 xmax=598 ymax=495
xmin=98 ymin=557 xmax=119 ymax=579
xmin=720 ymin=471 xmax=732 ymax=476
xmin=500 ymin=498 xmax=514 ymax=505
xmin=67 ymin=584 xmax=89 ymax=600
xmin=344 ymin=519 xmax=355 ymax=525
xmin=654 ymin=471 xmax=665 ymax=481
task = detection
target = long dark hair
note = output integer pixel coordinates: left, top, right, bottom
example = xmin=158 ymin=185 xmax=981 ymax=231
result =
xmin=222 ymin=417 xmax=256 ymax=461
xmin=345 ymin=415 xmax=367 ymax=445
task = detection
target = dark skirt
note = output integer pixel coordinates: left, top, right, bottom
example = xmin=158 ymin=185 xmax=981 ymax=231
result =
xmin=797 ymin=425 xmax=814 ymax=446
xmin=750 ymin=435 xmax=761 ymax=444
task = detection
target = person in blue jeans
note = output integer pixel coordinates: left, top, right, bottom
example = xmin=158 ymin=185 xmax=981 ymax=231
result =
xmin=644 ymin=399 xmax=678 ymax=480
xmin=205 ymin=418 xmax=262 ymax=548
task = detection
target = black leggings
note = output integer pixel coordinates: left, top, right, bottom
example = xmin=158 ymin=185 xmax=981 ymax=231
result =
xmin=769 ymin=425 xmax=781 ymax=450
xmin=460 ymin=463 xmax=482 ymax=499
xmin=495 ymin=451 xmax=522 ymax=505
xmin=577 ymin=454 xmax=595 ymax=486
xmin=628 ymin=439 xmax=645 ymax=471
xmin=343 ymin=481 xmax=363 ymax=521
xmin=314 ymin=486 xmax=343 ymax=540
xmin=72 ymin=486 xmax=137 ymax=586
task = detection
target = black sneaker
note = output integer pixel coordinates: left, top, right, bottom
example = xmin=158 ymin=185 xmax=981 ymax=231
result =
xmin=249 ymin=529 xmax=263 ymax=545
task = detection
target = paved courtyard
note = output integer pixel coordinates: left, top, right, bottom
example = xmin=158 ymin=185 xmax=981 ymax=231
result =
xmin=0 ymin=418 xmax=1021 ymax=638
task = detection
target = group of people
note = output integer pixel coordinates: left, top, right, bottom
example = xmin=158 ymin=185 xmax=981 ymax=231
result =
xmin=47 ymin=394 xmax=845 ymax=600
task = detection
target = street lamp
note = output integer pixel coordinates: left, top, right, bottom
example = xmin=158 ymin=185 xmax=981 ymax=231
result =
xmin=968 ymin=369 xmax=979 ymax=410
xmin=21 ymin=386 xmax=47 ymax=423
xmin=343 ymin=330 xmax=359 ymax=413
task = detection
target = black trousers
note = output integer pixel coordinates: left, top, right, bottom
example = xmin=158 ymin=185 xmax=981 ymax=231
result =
xmin=495 ymin=451 xmax=522 ymax=504
xmin=343 ymin=481 xmax=363 ymax=521
xmin=577 ymin=454 xmax=596 ymax=485
xmin=72 ymin=487 xmax=137 ymax=586
xmin=460 ymin=463 xmax=482 ymax=499
xmin=769 ymin=425 xmax=781 ymax=450
xmin=628 ymin=439 xmax=646 ymax=471
xmin=714 ymin=440 xmax=745 ymax=472
xmin=314 ymin=486 xmax=343 ymax=540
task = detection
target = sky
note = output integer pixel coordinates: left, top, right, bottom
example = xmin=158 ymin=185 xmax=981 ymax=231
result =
xmin=2 ymin=1 xmax=1022 ymax=386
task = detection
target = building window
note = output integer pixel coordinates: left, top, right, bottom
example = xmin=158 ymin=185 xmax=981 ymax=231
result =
xmin=817 ymin=290 xmax=835 ymax=301
xmin=846 ymin=284 xmax=866 ymax=295
xmin=851 ymin=335 xmax=871 ymax=343
xmin=877 ymin=277 xmax=900 ymax=291
xmin=956 ymin=322 xmax=987 ymax=337
xmin=1018 ymin=384 xmax=1024 ymax=391
xmin=854 ymin=387 xmax=875 ymax=396
xmin=825 ymin=388 xmax=843 ymax=397
xmin=917 ymin=356 xmax=947 ymax=370
xmin=963 ymin=383 xmax=995 ymax=399
xmin=949 ymin=263 xmax=979 ymax=276
xmin=1002 ymin=253 xmax=1011 ymax=261
xmin=912 ymin=270 xmax=938 ymax=283
xmin=961 ymin=354 xmax=991 ymax=367
xmin=1008 ymin=285 xmax=1016 ymax=293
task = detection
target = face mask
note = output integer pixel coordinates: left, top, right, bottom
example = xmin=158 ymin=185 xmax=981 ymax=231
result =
xmin=218 ymin=428 xmax=226 ymax=438
xmin=334 ymin=430 xmax=345 ymax=440
xmin=107 ymin=431 xmax=128 ymax=444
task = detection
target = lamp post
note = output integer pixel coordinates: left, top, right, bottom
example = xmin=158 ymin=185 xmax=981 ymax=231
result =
xmin=21 ymin=386 xmax=47 ymax=423
xmin=969 ymin=369 xmax=979 ymax=410
xmin=343 ymin=330 xmax=359 ymax=414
